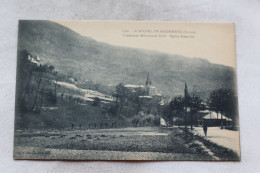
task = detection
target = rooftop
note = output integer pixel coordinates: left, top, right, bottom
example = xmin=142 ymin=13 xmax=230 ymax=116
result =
xmin=125 ymin=84 xmax=145 ymax=88
xmin=203 ymin=112 xmax=232 ymax=121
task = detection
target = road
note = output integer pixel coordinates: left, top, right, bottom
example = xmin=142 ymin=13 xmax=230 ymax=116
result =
xmin=192 ymin=127 xmax=240 ymax=155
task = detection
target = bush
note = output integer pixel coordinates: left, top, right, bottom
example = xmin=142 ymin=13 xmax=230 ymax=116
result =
xmin=153 ymin=116 xmax=160 ymax=126
xmin=92 ymin=97 xmax=101 ymax=106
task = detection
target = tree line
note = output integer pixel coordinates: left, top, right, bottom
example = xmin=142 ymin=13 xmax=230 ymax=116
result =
xmin=109 ymin=83 xmax=161 ymax=126
xmin=16 ymin=49 xmax=58 ymax=113
xmin=16 ymin=50 xmax=238 ymax=130
xmin=162 ymin=83 xmax=238 ymax=130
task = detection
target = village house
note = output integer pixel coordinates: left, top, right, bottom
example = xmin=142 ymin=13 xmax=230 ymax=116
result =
xmin=202 ymin=111 xmax=232 ymax=127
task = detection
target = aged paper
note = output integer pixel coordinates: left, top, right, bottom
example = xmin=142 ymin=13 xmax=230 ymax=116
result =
xmin=14 ymin=20 xmax=239 ymax=160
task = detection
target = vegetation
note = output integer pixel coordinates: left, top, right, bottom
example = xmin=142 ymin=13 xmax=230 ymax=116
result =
xmin=16 ymin=49 xmax=58 ymax=113
xmin=161 ymin=83 xmax=205 ymax=130
xmin=161 ymin=84 xmax=238 ymax=130
xmin=15 ymin=50 xmax=163 ymax=130
xmin=15 ymin=49 xmax=238 ymax=131
xmin=188 ymin=95 xmax=205 ymax=130
xmin=208 ymin=88 xmax=238 ymax=128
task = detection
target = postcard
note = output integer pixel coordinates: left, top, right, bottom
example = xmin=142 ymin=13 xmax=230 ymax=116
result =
xmin=14 ymin=20 xmax=240 ymax=160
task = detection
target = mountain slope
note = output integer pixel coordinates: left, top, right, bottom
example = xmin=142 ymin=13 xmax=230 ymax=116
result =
xmin=17 ymin=20 xmax=236 ymax=98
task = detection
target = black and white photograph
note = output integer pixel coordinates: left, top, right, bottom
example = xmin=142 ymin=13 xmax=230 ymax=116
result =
xmin=13 ymin=20 xmax=240 ymax=161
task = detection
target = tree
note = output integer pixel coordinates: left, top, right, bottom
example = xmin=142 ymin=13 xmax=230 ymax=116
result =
xmin=112 ymin=83 xmax=130 ymax=116
xmin=38 ymin=80 xmax=53 ymax=112
xmin=18 ymin=50 xmax=36 ymax=110
xmin=45 ymin=91 xmax=57 ymax=105
xmin=168 ymin=96 xmax=185 ymax=127
xmin=135 ymin=87 xmax=146 ymax=114
xmin=30 ymin=64 xmax=56 ymax=111
xmin=208 ymin=88 xmax=238 ymax=129
xmin=162 ymin=104 xmax=172 ymax=124
xmin=30 ymin=65 xmax=45 ymax=111
xmin=93 ymin=97 xmax=101 ymax=106
xmin=17 ymin=50 xmax=59 ymax=113
xmin=131 ymin=116 xmax=140 ymax=127
xmin=184 ymin=83 xmax=189 ymax=128
xmin=54 ymin=71 xmax=58 ymax=99
xmin=188 ymin=95 xmax=205 ymax=130
xmin=168 ymin=94 xmax=204 ymax=129
xmin=167 ymin=83 xmax=205 ymax=130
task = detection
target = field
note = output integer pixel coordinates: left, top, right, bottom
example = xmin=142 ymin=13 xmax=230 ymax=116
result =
xmin=13 ymin=127 xmax=239 ymax=161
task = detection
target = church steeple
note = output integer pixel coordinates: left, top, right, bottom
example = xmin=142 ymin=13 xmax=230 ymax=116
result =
xmin=145 ymin=73 xmax=151 ymax=86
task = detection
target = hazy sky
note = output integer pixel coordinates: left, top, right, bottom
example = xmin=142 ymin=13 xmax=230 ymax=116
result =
xmin=54 ymin=20 xmax=236 ymax=67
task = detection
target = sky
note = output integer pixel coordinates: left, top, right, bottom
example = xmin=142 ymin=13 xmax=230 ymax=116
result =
xmin=54 ymin=20 xmax=236 ymax=68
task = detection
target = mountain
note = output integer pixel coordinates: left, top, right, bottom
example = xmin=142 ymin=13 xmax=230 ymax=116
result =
xmin=17 ymin=20 xmax=236 ymax=98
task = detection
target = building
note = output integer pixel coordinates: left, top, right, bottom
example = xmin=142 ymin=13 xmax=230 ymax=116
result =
xmin=202 ymin=112 xmax=232 ymax=126
xmin=28 ymin=55 xmax=40 ymax=66
xmin=124 ymin=84 xmax=145 ymax=93
xmin=160 ymin=117 xmax=167 ymax=127
xmin=124 ymin=73 xmax=162 ymax=100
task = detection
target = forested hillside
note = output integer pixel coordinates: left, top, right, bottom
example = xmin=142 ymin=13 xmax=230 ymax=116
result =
xmin=18 ymin=20 xmax=236 ymax=98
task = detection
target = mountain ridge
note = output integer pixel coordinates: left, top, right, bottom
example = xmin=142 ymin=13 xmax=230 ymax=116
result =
xmin=17 ymin=20 xmax=235 ymax=98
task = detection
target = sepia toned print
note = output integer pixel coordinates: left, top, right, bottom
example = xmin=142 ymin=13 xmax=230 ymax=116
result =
xmin=14 ymin=20 xmax=240 ymax=160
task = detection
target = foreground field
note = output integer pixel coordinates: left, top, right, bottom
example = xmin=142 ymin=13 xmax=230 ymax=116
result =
xmin=14 ymin=127 xmax=239 ymax=160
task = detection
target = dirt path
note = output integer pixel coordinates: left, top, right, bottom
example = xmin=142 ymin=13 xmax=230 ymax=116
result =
xmin=181 ymin=127 xmax=240 ymax=161
xmin=192 ymin=127 xmax=240 ymax=155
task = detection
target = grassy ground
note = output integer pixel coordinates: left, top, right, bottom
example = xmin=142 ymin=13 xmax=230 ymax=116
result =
xmin=14 ymin=127 xmax=238 ymax=160
xmin=15 ymin=98 xmax=127 ymax=130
